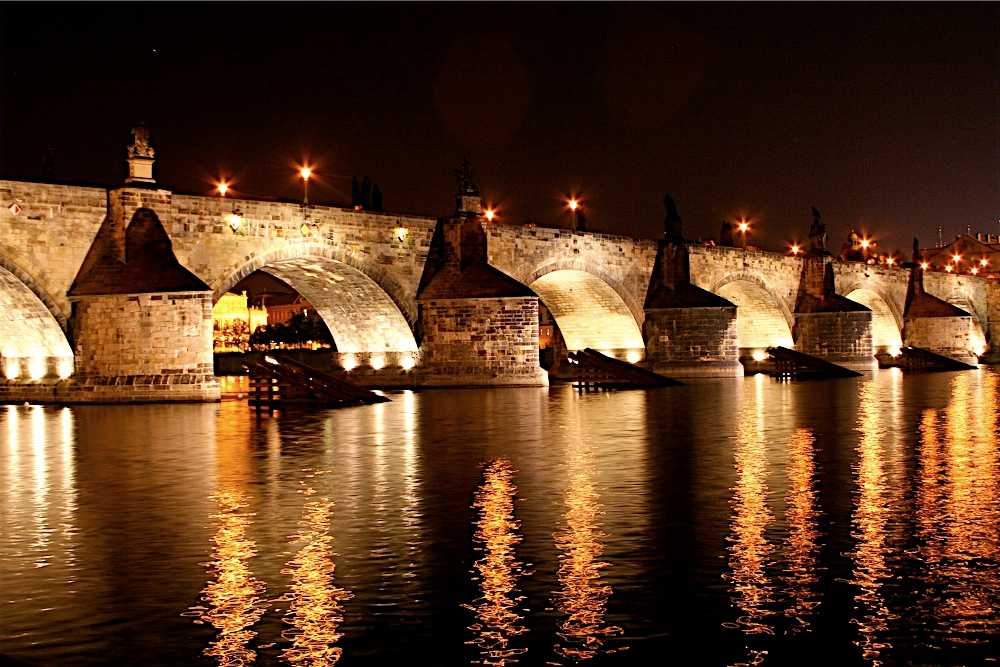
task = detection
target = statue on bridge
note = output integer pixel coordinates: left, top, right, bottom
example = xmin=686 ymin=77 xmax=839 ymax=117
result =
xmin=454 ymin=159 xmax=483 ymax=217
xmin=662 ymin=194 xmax=684 ymax=243
xmin=807 ymin=206 xmax=827 ymax=255
xmin=718 ymin=219 xmax=734 ymax=247
xmin=128 ymin=124 xmax=155 ymax=159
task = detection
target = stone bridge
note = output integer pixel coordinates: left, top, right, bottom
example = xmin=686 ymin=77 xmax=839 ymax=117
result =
xmin=0 ymin=173 xmax=996 ymax=402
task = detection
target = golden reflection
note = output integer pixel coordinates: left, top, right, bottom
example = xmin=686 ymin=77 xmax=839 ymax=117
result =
xmin=278 ymin=496 xmax=352 ymax=666
xmin=849 ymin=379 xmax=901 ymax=666
xmin=725 ymin=376 xmax=775 ymax=662
xmin=552 ymin=435 xmax=621 ymax=660
xmin=463 ymin=459 xmax=528 ymax=665
xmin=916 ymin=371 xmax=1000 ymax=646
xmin=188 ymin=489 xmax=268 ymax=666
xmin=781 ymin=427 xmax=820 ymax=634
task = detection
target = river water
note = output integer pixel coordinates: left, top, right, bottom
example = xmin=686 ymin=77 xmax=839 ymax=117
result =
xmin=2 ymin=370 xmax=999 ymax=666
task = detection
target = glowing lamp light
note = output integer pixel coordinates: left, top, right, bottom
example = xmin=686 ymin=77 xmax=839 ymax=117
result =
xmin=299 ymin=165 xmax=312 ymax=181
xmin=971 ymin=267 xmax=980 ymax=275
xmin=225 ymin=211 xmax=244 ymax=232
xmin=860 ymin=238 xmax=871 ymax=249
xmin=369 ymin=355 xmax=385 ymax=371
xmin=341 ymin=353 xmax=357 ymax=372
xmin=920 ymin=261 xmax=929 ymax=270
xmin=484 ymin=208 xmax=496 ymax=222
xmin=945 ymin=264 xmax=954 ymax=273
xmin=885 ymin=256 xmax=895 ymax=266
xmin=216 ymin=181 xmax=229 ymax=197
xmin=952 ymin=254 xmax=962 ymax=263
xmin=400 ymin=354 xmax=416 ymax=371
xmin=394 ymin=226 xmax=408 ymax=242
xmin=980 ymin=258 xmax=989 ymax=267
xmin=751 ymin=350 xmax=768 ymax=362
xmin=973 ymin=343 xmax=987 ymax=357
xmin=27 ymin=356 xmax=46 ymax=380
xmin=888 ymin=346 xmax=902 ymax=358
xmin=3 ymin=358 xmax=19 ymax=380
xmin=626 ymin=350 xmax=642 ymax=364
xmin=789 ymin=243 xmax=801 ymax=256
xmin=567 ymin=198 xmax=580 ymax=212
xmin=737 ymin=221 xmax=750 ymax=233
xmin=57 ymin=357 xmax=73 ymax=380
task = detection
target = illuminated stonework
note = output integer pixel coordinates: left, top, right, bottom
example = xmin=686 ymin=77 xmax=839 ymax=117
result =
xmin=529 ymin=269 xmax=644 ymax=352
xmin=845 ymin=288 xmax=902 ymax=352
xmin=716 ymin=279 xmax=794 ymax=349
xmin=0 ymin=264 xmax=73 ymax=380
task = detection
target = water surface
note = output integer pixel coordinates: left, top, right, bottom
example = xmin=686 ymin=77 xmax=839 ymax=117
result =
xmin=2 ymin=370 xmax=999 ymax=665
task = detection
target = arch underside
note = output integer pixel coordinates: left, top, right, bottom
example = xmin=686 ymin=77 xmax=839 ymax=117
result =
xmin=255 ymin=257 xmax=417 ymax=353
xmin=716 ymin=280 xmax=793 ymax=349
xmin=845 ymin=288 xmax=902 ymax=350
xmin=0 ymin=264 xmax=72 ymax=362
xmin=529 ymin=269 xmax=644 ymax=351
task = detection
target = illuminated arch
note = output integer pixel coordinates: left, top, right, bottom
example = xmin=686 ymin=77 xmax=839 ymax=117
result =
xmin=712 ymin=275 xmax=794 ymax=349
xmin=844 ymin=288 xmax=902 ymax=352
xmin=0 ymin=262 xmax=73 ymax=379
xmin=520 ymin=259 xmax=646 ymax=330
xmin=528 ymin=269 xmax=644 ymax=352
xmin=214 ymin=245 xmax=417 ymax=353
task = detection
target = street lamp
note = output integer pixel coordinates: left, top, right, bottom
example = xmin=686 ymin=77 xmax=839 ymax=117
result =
xmin=789 ymin=243 xmax=801 ymax=256
xmin=567 ymin=197 xmax=582 ymax=231
xmin=736 ymin=218 xmax=750 ymax=248
xmin=298 ymin=165 xmax=313 ymax=205
xmin=216 ymin=180 xmax=229 ymax=197
xmin=484 ymin=207 xmax=496 ymax=222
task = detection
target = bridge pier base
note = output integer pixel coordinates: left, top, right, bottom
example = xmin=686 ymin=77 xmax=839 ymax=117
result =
xmin=643 ymin=306 xmax=742 ymax=377
xmin=793 ymin=311 xmax=874 ymax=368
xmin=903 ymin=315 xmax=978 ymax=365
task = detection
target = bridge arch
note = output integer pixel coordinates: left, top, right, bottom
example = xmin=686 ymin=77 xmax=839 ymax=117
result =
xmin=842 ymin=286 xmax=902 ymax=352
xmin=213 ymin=243 xmax=417 ymax=353
xmin=710 ymin=273 xmax=794 ymax=350
xmin=0 ymin=256 xmax=73 ymax=379
xmin=521 ymin=262 xmax=644 ymax=353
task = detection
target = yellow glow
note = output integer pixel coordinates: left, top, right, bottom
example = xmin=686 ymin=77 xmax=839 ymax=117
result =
xmin=626 ymin=350 xmax=642 ymax=364
xmin=789 ymin=243 xmax=801 ymax=255
xmin=394 ymin=226 xmax=408 ymax=242
xmin=860 ymin=238 xmax=871 ymax=249
xmin=971 ymin=267 xmax=980 ymax=275
xmin=751 ymin=350 xmax=768 ymax=362
xmin=885 ymin=256 xmax=895 ymax=266
xmin=980 ymin=258 xmax=989 ymax=267
xmin=888 ymin=346 xmax=902 ymax=358
xmin=57 ymin=357 xmax=73 ymax=380
xmin=738 ymin=221 xmax=750 ymax=233
xmin=568 ymin=198 xmax=580 ymax=211
xmin=4 ymin=358 xmax=19 ymax=380
xmin=369 ymin=355 xmax=385 ymax=371
xmin=216 ymin=181 xmax=229 ymax=196
xmin=484 ymin=208 xmax=496 ymax=222
xmin=341 ymin=353 xmax=357 ymax=372
xmin=225 ymin=212 xmax=243 ymax=231
xmin=920 ymin=261 xmax=929 ymax=270
xmin=400 ymin=353 xmax=416 ymax=371
xmin=27 ymin=356 xmax=45 ymax=380
xmin=299 ymin=165 xmax=312 ymax=181
xmin=946 ymin=265 xmax=954 ymax=273
xmin=952 ymin=254 xmax=962 ymax=263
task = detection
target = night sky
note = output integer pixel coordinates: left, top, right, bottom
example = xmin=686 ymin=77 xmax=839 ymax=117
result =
xmin=1 ymin=3 xmax=998 ymax=253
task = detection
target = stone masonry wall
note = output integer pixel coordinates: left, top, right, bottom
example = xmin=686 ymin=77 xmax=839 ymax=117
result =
xmin=793 ymin=311 xmax=873 ymax=362
xmin=69 ymin=291 xmax=218 ymax=401
xmin=418 ymin=297 xmax=547 ymax=386
xmin=903 ymin=316 xmax=975 ymax=363
xmin=643 ymin=307 xmax=740 ymax=377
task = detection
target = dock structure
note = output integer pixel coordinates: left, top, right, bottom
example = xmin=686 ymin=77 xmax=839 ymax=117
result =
xmin=566 ymin=348 xmax=682 ymax=389
xmin=245 ymin=354 xmax=389 ymax=409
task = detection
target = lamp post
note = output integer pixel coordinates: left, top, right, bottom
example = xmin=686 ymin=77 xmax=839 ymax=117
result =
xmin=216 ymin=181 xmax=229 ymax=197
xmin=567 ymin=197 xmax=580 ymax=231
xmin=299 ymin=165 xmax=312 ymax=205
xmin=737 ymin=219 xmax=750 ymax=248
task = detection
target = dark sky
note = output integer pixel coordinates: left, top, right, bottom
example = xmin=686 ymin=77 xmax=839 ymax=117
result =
xmin=1 ymin=3 xmax=998 ymax=253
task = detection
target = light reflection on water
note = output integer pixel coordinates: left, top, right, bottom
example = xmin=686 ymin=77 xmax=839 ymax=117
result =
xmin=463 ymin=459 xmax=529 ymax=665
xmin=2 ymin=373 xmax=1000 ymax=665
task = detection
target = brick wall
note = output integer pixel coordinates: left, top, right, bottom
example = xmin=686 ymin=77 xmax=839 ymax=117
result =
xmin=643 ymin=307 xmax=740 ymax=377
xmin=903 ymin=316 xmax=975 ymax=362
xmin=793 ymin=311 xmax=873 ymax=362
xmin=69 ymin=291 xmax=219 ymax=401
xmin=418 ymin=297 xmax=547 ymax=386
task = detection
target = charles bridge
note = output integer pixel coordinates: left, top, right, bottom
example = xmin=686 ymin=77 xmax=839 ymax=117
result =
xmin=0 ymin=136 xmax=995 ymax=402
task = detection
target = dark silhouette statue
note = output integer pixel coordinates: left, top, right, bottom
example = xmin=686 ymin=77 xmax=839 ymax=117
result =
xmin=719 ymin=219 xmax=734 ymax=247
xmin=454 ymin=158 xmax=480 ymax=197
xmin=808 ymin=206 xmax=827 ymax=254
xmin=663 ymin=194 xmax=683 ymax=243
